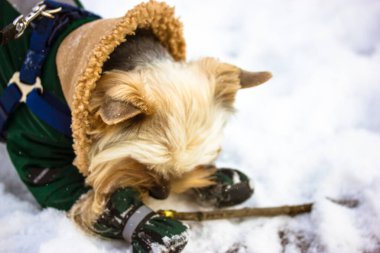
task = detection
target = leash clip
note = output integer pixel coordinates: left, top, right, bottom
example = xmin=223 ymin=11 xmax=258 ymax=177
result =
xmin=12 ymin=1 xmax=62 ymax=39
xmin=8 ymin=72 xmax=43 ymax=103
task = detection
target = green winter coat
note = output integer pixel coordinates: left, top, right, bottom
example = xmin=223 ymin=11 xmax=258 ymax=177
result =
xmin=0 ymin=0 xmax=98 ymax=211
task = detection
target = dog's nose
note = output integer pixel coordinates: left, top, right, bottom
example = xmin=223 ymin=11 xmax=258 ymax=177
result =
xmin=149 ymin=184 xmax=170 ymax=199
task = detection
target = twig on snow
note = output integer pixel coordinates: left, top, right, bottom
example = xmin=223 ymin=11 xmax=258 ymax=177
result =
xmin=158 ymin=203 xmax=313 ymax=221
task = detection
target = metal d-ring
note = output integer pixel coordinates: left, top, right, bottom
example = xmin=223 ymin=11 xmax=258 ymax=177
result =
xmin=12 ymin=1 xmax=62 ymax=39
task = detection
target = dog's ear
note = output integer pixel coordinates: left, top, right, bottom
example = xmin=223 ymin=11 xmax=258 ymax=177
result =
xmin=99 ymin=97 xmax=142 ymax=125
xmin=199 ymin=58 xmax=272 ymax=106
xmin=239 ymin=69 xmax=272 ymax=89
xmin=96 ymin=70 xmax=153 ymax=125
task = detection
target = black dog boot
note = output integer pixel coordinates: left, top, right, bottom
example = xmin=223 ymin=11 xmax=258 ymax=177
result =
xmin=94 ymin=188 xmax=189 ymax=253
xmin=193 ymin=168 xmax=254 ymax=208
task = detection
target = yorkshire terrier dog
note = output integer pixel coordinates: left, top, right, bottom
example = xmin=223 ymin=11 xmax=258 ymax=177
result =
xmin=1 ymin=1 xmax=271 ymax=252
xmin=66 ymin=28 xmax=271 ymax=251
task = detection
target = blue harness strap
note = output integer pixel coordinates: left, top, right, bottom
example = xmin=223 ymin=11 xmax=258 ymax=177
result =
xmin=0 ymin=84 xmax=22 ymax=137
xmin=0 ymin=1 xmax=99 ymax=140
xmin=27 ymin=89 xmax=73 ymax=137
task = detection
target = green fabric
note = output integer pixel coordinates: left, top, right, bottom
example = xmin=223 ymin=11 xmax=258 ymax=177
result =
xmin=0 ymin=0 xmax=98 ymax=211
xmin=141 ymin=216 xmax=187 ymax=238
xmin=214 ymin=168 xmax=250 ymax=185
xmin=215 ymin=170 xmax=234 ymax=185
xmin=133 ymin=216 xmax=188 ymax=253
xmin=94 ymin=188 xmax=143 ymax=238
xmin=94 ymin=188 xmax=188 ymax=252
xmin=74 ymin=0 xmax=83 ymax=8
xmin=194 ymin=168 xmax=253 ymax=208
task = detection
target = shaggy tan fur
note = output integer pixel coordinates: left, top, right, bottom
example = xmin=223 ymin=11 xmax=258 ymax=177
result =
xmin=68 ymin=57 xmax=241 ymax=232
xmin=86 ymin=58 xmax=237 ymax=182
xmin=68 ymin=55 xmax=271 ymax=233
xmin=57 ymin=1 xmax=272 ymax=235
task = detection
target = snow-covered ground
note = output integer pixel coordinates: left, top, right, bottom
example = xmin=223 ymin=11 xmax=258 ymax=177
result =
xmin=1 ymin=0 xmax=380 ymax=252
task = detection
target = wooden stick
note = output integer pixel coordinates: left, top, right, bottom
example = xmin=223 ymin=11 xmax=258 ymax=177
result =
xmin=158 ymin=203 xmax=313 ymax=221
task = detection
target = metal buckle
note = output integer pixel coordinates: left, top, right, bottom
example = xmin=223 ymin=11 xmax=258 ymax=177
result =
xmin=8 ymin=72 xmax=43 ymax=103
xmin=12 ymin=1 xmax=62 ymax=38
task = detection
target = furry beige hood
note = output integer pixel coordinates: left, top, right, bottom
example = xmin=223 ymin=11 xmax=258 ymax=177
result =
xmin=56 ymin=1 xmax=186 ymax=175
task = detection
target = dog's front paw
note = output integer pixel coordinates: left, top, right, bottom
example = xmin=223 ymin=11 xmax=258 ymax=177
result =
xmin=193 ymin=168 xmax=254 ymax=208
xmin=132 ymin=215 xmax=189 ymax=253
xmin=93 ymin=188 xmax=188 ymax=253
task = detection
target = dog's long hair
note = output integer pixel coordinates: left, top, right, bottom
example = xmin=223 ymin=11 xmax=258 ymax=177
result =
xmin=70 ymin=29 xmax=270 ymax=229
xmin=79 ymin=29 xmax=241 ymax=216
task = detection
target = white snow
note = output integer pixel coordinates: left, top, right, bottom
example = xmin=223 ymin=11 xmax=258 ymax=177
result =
xmin=1 ymin=0 xmax=380 ymax=252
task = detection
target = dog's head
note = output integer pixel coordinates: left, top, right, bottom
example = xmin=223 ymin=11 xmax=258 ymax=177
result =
xmin=86 ymin=57 xmax=271 ymax=195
